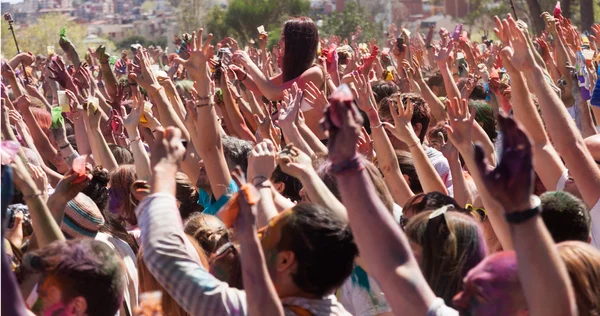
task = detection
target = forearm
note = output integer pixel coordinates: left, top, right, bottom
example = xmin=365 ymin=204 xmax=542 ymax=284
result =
xmin=459 ymin=145 xmax=513 ymax=250
xmin=578 ymin=100 xmax=597 ymax=138
xmin=471 ymin=122 xmax=496 ymax=166
xmin=448 ymin=156 xmax=471 ymax=206
xmin=336 ymin=169 xmax=435 ymax=315
xmin=72 ymin=114 xmax=92 ymax=156
xmin=163 ymin=85 xmax=187 ymax=124
xmin=246 ymin=63 xmax=284 ymax=100
xmin=99 ymin=61 xmax=118 ymax=97
xmin=416 ymin=79 xmax=446 ymax=123
xmin=299 ymin=169 xmax=348 ymax=221
xmin=525 ymin=66 xmax=600 ymax=206
xmin=297 ymin=122 xmax=328 ymax=156
xmin=255 ymin=184 xmax=279 ymax=232
xmin=238 ymin=232 xmax=284 ymax=316
xmin=21 ymin=109 xmax=66 ymax=172
xmin=128 ymin=129 xmax=152 ymax=181
xmin=151 ymin=87 xmax=190 ymax=141
xmin=511 ymin=217 xmax=576 ymax=316
xmin=370 ymin=118 xmax=414 ymax=206
xmin=438 ymin=62 xmax=461 ymax=101
xmin=280 ymin=125 xmax=315 ymax=158
xmin=7 ymin=76 xmax=25 ymax=99
xmin=87 ymin=125 xmax=119 ymax=171
xmin=222 ymin=86 xmax=255 ymax=142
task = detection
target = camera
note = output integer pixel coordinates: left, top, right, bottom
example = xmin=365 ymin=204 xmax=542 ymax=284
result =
xmin=214 ymin=48 xmax=232 ymax=82
xmin=396 ymin=37 xmax=404 ymax=52
xmin=4 ymin=13 xmax=13 ymax=22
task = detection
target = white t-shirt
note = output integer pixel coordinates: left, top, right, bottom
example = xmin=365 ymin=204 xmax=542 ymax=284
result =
xmin=95 ymin=232 xmax=139 ymax=316
xmin=339 ymin=265 xmax=392 ymax=316
xmin=426 ymin=298 xmax=459 ymax=316
xmin=589 ymin=198 xmax=600 ymax=249
xmin=425 ymin=147 xmax=454 ymax=196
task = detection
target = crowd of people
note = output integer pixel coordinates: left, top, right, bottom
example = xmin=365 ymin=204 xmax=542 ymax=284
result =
xmin=1 ymin=8 xmax=600 ymax=316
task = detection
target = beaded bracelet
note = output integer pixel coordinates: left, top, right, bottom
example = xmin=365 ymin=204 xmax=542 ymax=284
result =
xmin=129 ymin=137 xmax=141 ymax=143
xmin=330 ymin=155 xmax=364 ymax=174
xmin=23 ymin=192 xmax=43 ymax=200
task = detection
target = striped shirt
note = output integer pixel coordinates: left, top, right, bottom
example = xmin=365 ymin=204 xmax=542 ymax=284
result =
xmin=136 ymin=193 xmax=350 ymax=316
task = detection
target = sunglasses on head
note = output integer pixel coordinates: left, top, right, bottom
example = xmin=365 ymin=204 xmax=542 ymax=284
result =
xmin=466 ymin=204 xmax=487 ymax=222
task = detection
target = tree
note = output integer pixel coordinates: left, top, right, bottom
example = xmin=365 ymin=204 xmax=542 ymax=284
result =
xmin=204 ymin=0 xmax=310 ymax=45
xmin=116 ymin=35 xmax=169 ymax=51
xmin=579 ymin=0 xmax=595 ymax=31
xmin=319 ymin=1 xmax=384 ymax=43
xmin=1 ymin=13 xmax=111 ymax=59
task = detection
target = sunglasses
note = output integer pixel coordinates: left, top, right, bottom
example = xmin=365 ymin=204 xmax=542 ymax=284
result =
xmin=466 ymin=204 xmax=487 ymax=222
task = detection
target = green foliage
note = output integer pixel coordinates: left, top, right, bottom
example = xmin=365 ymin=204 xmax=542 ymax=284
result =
xmin=318 ymin=1 xmax=384 ymax=44
xmin=116 ymin=35 xmax=168 ymax=51
xmin=204 ymin=0 xmax=310 ymax=45
xmin=1 ymin=13 xmax=112 ymax=59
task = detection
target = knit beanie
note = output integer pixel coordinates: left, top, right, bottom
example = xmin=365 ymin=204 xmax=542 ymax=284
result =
xmin=61 ymin=193 xmax=105 ymax=239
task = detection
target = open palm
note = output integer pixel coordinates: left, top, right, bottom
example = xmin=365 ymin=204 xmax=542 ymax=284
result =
xmin=444 ymin=97 xmax=475 ymax=150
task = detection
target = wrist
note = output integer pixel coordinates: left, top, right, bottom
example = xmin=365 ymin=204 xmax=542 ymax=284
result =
xmin=152 ymin=163 xmax=178 ymax=177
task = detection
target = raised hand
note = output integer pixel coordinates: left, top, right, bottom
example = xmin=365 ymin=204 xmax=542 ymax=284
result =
xmin=47 ymin=56 xmax=79 ymax=93
xmin=474 ymin=115 xmax=533 ymax=212
xmin=440 ymin=132 xmax=459 ymax=162
xmin=351 ymin=72 xmax=375 ymax=113
xmin=503 ymin=14 xmax=537 ymax=71
xmin=493 ymin=16 xmax=511 ymax=47
xmin=444 ymin=97 xmax=476 ymax=150
xmin=321 ymin=84 xmax=363 ymax=164
xmin=173 ymin=29 xmax=212 ymax=82
xmin=304 ymin=81 xmax=328 ymax=113
xmin=52 ymin=169 xmax=91 ymax=203
xmin=357 ymin=127 xmax=374 ymax=161
xmin=150 ymin=126 xmax=186 ymax=170
xmin=232 ymin=50 xmax=253 ymax=68
xmin=129 ymin=48 xmax=160 ymax=92
xmin=434 ymin=39 xmax=454 ymax=65
xmin=247 ymin=140 xmax=277 ymax=185
xmin=123 ymin=96 xmax=144 ymax=133
xmin=382 ymin=95 xmax=419 ymax=146
xmin=65 ymin=90 xmax=83 ymax=112
xmin=277 ymin=83 xmax=302 ymax=128
xmin=278 ymin=144 xmax=314 ymax=179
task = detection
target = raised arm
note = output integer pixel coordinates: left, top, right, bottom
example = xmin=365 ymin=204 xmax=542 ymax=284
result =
xmin=82 ymin=104 xmax=119 ymax=171
xmin=232 ymin=50 xmax=323 ymax=101
xmin=122 ymin=90 xmax=152 ymax=181
xmin=138 ymin=126 xmax=247 ymax=315
xmin=383 ymin=95 xmax=448 ymax=195
xmin=494 ymin=31 xmax=567 ymax=191
xmin=508 ymin=16 xmax=600 ymax=208
xmin=473 ymin=115 xmax=576 ymax=316
xmin=324 ymin=95 xmax=443 ymax=315
xmin=220 ymin=69 xmax=256 ymax=142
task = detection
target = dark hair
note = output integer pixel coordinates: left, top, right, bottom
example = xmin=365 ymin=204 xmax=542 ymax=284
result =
xmin=406 ymin=211 xmax=487 ymax=306
xmin=271 ymin=165 xmax=303 ymax=202
xmin=278 ymin=203 xmax=358 ymax=297
xmin=396 ymin=152 xmax=423 ymax=194
xmin=282 ymin=17 xmax=319 ymax=82
xmin=26 ymin=239 xmax=125 ymax=316
xmin=108 ymin=144 xmax=134 ymax=165
xmin=175 ymin=172 xmax=203 ymax=220
xmin=402 ymin=192 xmax=463 ymax=217
xmin=426 ymin=72 xmax=444 ymax=91
xmin=541 ymin=191 xmax=591 ymax=243
xmin=221 ymin=136 xmax=253 ymax=174
xmin=468 ymin=100 xmax=497 ymax=142
xmin=379 ymin=93 xmax=431 ymax=143
xmin=371 ymin=80 xmax=399 ymax=104
xmin=82 ymin=166 xmax=110 ymax=212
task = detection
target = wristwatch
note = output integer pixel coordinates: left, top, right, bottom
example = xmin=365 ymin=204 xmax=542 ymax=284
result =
xmin=504 ymin=195 xmax=542 ymax=224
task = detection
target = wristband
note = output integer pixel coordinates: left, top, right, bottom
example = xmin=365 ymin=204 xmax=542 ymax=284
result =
xmin=23 ymin=192 xmax=43 ymax=200
xmin=504 ymin=196 xmax=542 ymax=224
xmin=149 ymin=86 xmax=164 ymax=100
xmin=370 ymin=122 xmax=383 ymax=129
xmin=330 ymin=155 xmax=364 ymax=174
xmin=129 ymin=137 xmax=141 ymax=143
xmin=252 ymin=175 xmax=269 ymax=185
xmin=59 ymin=143 xmax=71 ymax=150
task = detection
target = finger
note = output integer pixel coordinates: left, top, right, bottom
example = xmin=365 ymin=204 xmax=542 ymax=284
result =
xmin=191 ymin=31 xmax=197 ymax=52
xmin=197 ymin=29 xmax=204 ymax=51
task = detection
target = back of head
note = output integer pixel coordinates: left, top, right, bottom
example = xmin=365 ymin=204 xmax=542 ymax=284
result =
xmin=557 ymin=241 xmax=600 ymax=315
xmin=82 ymin=166 xmax=110 ymax=212
xmin=279 ymin=203 xmax=358 ymax=297
xmin=406 ymin=210 xmax=487 ymax=305
xmin=282 ymin=17 xmax=319 ymax=82
xmin=108 ymin=144 xmax=134 ymax=165
xmin=468 ymin=100 xmax=497 ymax=142
xmin=396 ymin=151 xmax=423 ymax=194
xmin=222 ymin=135 xmax=253 ymax=174
xmin=25 ymin=239 xmax=125 ymax=316
xmin=378 ymin=93 xmax=431 ymax=143
xmin=402 ymin=192 xmax=462 ymax=218
xmin=109 ymin=165 xmax=138 ymax=225
xmin=371 ymin=80 xmax=399 ymax=104
xmin=61 ymin=193 xmax=105 ymax=239
xmin=426 ymin=72 xmax=445 ymax=96
xmin=175 ymin=172 xmax=202 ymax=220
xmin=271 ymin=165 xmax=303 ymax=202
xmin=541 ymin=191 xmax=591 ymax=243
xmin=184 ymin=213 xmax=230 ymax=254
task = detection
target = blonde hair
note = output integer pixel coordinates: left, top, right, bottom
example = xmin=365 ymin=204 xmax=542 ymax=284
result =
xmin=557 ymin=241 xmax=600 ymax=316
xmin=137 ymin=235 xmax=208 ymax=316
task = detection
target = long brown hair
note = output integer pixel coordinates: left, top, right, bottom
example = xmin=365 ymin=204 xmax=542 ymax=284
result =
xmin=282 ymin=17 xmax=319 ymax=82
xmin=109 ymin=165 xmax=138 ymax=226
xmin=405 ymin=210 xmax=487 ymax=307
xmin=557 ymin=241 xmax=600 ymax=316
xmin=137 ymin=235 xmax=208 ymax=316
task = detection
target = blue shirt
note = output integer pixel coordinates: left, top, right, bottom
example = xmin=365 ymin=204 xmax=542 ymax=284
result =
xmin=197 ymin=180 xmax=239 ymax=216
